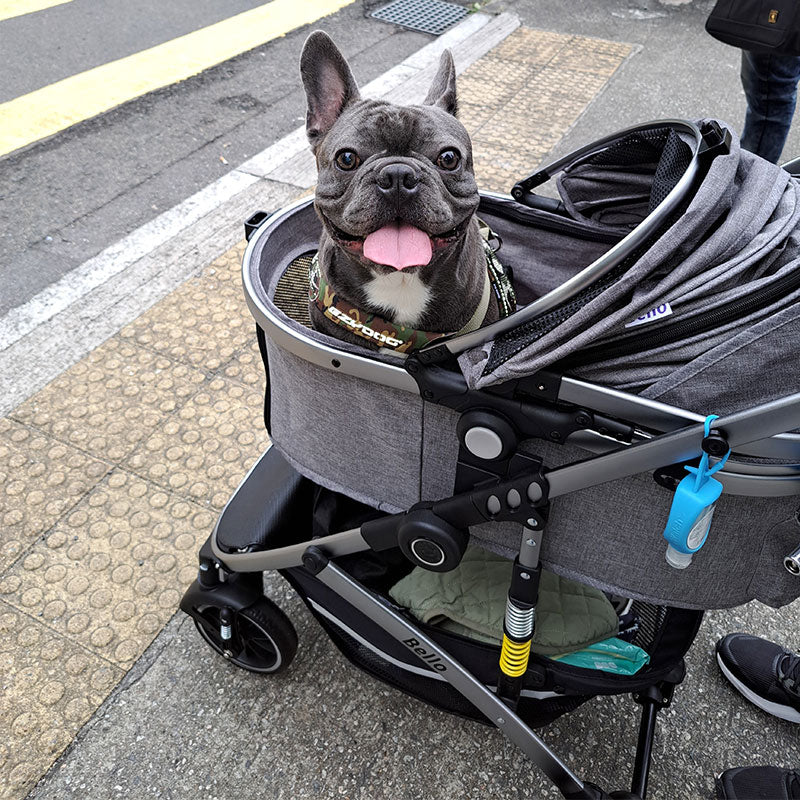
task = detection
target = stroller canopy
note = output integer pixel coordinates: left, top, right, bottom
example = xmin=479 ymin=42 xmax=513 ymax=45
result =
xmin=457 ymin=122 xmax=800 ymax=417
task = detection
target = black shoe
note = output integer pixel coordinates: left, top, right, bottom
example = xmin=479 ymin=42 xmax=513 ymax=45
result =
xmin=716 ymin=634 xmax=800 ymax=723
xmin=715 ymin=766 xmax=800 ymax=799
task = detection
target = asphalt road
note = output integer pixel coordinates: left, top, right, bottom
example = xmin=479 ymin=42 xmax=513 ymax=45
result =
xmin=4 ymin=0 xmax=800 ymax=321
xmin=0 ymin=0 xmax=269 ymax=102
xmin=0 ymin=0 xmax=431 ymax=316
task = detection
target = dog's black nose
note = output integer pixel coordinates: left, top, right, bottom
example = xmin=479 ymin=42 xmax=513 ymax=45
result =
xmin=377 ymin=163 xmax=419 ymax=199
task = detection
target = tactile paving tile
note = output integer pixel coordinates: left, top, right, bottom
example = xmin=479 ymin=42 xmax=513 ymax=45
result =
xmin=0 ymin=419 xmax=110 ymax=572
xmin=10 ymin=338 xmax=207 ymax=463
xmin=122 ymin=377 xmax=269 ymax=509
xmin=457 ymin=58 xmax=537 ymax=112
xmin=488 ymin=28 xmax=575 ymax=67
xmin=0 ymin=604 xmax=124 ymax=800
xmin=458 ymin=29 xmax=632 ymax=193
xmin=549 ymin=39 xmax=634 ymax=76
xmin=0 ymin=470 xmax=214 ymax=669
xmin=217 ymin=336 xmax=266 ymax=391
xmin=120 ymin=242 xmax=252 ymax=374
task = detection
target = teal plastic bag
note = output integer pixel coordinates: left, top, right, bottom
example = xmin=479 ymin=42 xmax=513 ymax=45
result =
xmin=549 ymin=637 xmax=650 ymax=675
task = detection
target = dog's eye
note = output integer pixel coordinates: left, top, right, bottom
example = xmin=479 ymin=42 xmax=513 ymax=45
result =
xmin=436 ymin=149 xmax=461 ymax=171
xmin=335 ymin=150 xmax=360 ymax=171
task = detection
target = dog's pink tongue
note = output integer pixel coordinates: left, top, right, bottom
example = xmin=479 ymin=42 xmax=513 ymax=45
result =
xmin=363 ymin=222 xmax=432 ymax=270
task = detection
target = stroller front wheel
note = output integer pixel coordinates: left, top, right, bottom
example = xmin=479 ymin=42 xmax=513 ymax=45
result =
xmin=193 ymin=597 xmax=298 ymax=674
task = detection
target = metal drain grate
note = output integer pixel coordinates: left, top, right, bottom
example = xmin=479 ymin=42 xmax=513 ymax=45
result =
xmin=371 ymin=0 xmax=469 ymax=35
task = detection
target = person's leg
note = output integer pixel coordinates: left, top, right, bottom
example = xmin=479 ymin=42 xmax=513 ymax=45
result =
xmin=740 ymin=50 xmax=800 ymax=162
xmin=714 ymin=636 xmax=800 ymax=798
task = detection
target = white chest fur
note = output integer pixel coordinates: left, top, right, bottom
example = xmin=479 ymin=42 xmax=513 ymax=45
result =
xmin=363 ymin=270 xmax=432 ymax=328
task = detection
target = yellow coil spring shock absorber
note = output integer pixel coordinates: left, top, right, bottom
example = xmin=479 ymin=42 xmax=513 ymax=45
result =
xmin=497 ymin=559 xmax=540 ymax=706
xmin=500 ymin=632 xmax=532 ymax=677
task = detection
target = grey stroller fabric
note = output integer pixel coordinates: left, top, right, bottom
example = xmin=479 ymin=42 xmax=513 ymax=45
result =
xmin=459 ymin=131 xmax=800 ymax=399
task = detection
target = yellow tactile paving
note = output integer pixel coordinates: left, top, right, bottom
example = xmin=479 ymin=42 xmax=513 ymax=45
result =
xmin=0 ymin=604 xmax=124 ymax=800
xmin=488 ymin=28 xmax=575 ymax=67
xmin=461 ymin=30 xmax=632 ymax=192
xmin=0 ymin=26 xmax=631 ymax=800
xmin=11 ymin=338 xmax=207 ymax=462
xmin=217 ymin=337 xmax=265 ymax=390
xmin=123 ymin=377 xmax=269 ymax=509
xmin=0 ymin=418 xmax=110 ymax=572
xmin=1 ymin=470 xmax=214 ymax=667
xmin=458 ymin=58 xmax=533 ymax=110
xmin=550 ymin=40 xmax=635 ymax=76
xmin=119 ymin=242 xmax=251 ymax=373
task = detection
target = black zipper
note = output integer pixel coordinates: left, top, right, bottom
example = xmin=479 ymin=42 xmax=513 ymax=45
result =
xmin=559 ymin=266 xmax=800 ymax=369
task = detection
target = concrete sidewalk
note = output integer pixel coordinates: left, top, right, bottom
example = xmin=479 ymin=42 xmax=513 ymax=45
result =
xmin=2 ymin=7 xmax=799 ymax=800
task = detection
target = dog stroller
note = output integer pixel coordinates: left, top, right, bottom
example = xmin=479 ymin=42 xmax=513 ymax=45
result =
xmin=180 ymin=120 xmax=800 ymax=799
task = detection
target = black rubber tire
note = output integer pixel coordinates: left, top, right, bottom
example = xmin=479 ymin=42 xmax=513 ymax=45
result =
xmin=193 ymin=597 xmax=298 ymax=674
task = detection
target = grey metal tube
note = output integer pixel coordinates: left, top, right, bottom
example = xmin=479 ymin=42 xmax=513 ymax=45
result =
xmin=548 ymin=392 xmax=800 ymax=500
xmin=315 ymin=559 xmax=588 ymax=798
xmin=210 ymin=525 xmax=368 ymax=572
xmin=560 ymin=377 xmax=800 ymax=461
xmin=567 ymin=429 xmax=800 ymax=496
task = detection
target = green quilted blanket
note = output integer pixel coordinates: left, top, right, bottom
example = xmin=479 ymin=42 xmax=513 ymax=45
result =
xmin=389 ymin=545 xmax=619 ymax=655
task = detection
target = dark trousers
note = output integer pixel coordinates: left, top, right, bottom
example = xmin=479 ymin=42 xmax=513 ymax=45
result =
xmin=740 ymin=50 xmax=800 ymax=163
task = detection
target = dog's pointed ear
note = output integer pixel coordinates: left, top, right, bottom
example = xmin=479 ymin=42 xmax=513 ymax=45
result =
xmin=300 ymin=31 xmax=360 ymax=149
xmin=423 ymin=49 xmax=457 ymax=116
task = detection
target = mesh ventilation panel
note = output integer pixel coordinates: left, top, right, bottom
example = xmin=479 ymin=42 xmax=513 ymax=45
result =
xmin=273 ymin=251 xmax=314 ymax=328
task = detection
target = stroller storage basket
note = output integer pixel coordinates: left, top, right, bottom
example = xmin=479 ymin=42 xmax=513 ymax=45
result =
xmin=182 ymin=444 xmax=704 ymax=799
xmin=241 ymin=120 xmax=800 ymax=610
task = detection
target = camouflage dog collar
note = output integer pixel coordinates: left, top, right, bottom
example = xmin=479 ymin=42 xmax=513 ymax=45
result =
xmin=309 ymin=233 xmax=515 ymax=354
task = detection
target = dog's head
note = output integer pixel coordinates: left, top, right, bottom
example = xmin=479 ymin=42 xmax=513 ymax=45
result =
xmin=300 ymin=31 xmax=479 ymax=275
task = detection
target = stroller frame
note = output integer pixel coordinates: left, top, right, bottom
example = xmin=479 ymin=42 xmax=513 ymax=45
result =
xmin=181 ymin=120 xmax=800 ymax=799
xmin=182 ymin=385 xmax=800 ymax=799
xmin=209 ymin=390 xmax=800 ymax=576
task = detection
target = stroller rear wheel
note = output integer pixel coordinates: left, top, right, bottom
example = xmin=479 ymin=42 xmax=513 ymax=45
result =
xmin=193 ymin=597 xmax=298 ymax=674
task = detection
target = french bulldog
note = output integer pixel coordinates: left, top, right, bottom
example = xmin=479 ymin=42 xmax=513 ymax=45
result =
xmin=300 ymin=31 xmax=513 ymax=353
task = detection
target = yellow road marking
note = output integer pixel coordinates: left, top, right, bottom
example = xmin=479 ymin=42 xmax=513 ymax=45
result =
xmin=0 ymin=0 xmax=355 ymax=157
xmin=0 ymin=0 xmax=71 ymax=22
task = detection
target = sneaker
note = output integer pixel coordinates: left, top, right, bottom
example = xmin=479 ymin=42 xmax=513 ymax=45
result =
xmin=715 ymin=766 xmax=800 ymax=799
xmin=716 ymin=634 xmax=800 ymax=723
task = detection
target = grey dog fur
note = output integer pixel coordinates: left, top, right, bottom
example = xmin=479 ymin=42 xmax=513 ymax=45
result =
xmin=300 ymin=31 xmax=499 ymax=346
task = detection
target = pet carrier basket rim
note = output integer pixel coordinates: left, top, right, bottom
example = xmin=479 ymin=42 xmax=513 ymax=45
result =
xmin=241 ymin=203 xmax=800 ymax=484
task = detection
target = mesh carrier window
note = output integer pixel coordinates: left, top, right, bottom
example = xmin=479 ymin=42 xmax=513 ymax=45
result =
xmin=484 ymin=128 xmax=693 ymax=374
